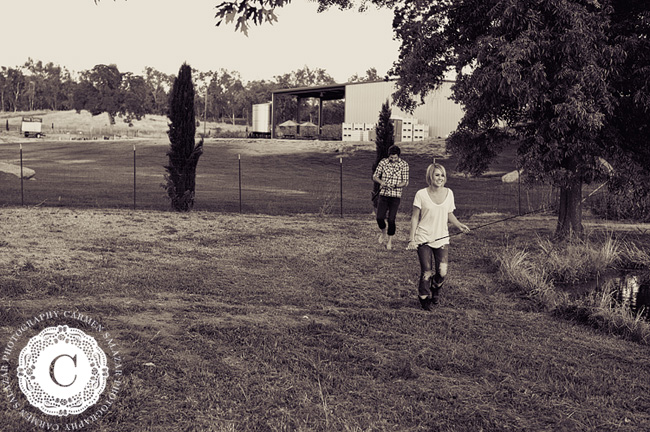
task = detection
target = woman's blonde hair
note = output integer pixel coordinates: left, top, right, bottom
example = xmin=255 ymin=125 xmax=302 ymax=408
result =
xmin=426 ymin=163 xmax=447 ymax=187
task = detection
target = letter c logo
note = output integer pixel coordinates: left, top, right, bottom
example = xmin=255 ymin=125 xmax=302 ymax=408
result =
xmin=49 ymin=354 xmax=77 ymax=387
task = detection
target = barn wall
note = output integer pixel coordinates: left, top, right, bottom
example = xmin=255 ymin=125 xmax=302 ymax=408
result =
xmin=344 ymin=80 xmax=464 ymax=139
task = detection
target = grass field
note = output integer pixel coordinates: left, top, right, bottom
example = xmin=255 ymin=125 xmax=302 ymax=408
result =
xmin=1 ymin=207 xmax=650 ymax=431
xmin=0 ymin=121 xmax=550 ymax=217
xmin=2 ymin=112 xmax=650 ymax=431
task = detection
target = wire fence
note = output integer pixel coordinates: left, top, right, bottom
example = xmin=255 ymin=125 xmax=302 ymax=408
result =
xmin=0 ymin=140 xmax=355 ymax=215
xmin=0 ymin=140 xmax=607 ymax=219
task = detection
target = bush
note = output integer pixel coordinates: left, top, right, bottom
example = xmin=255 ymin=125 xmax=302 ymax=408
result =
xmin=590 ymin=186 xmax=650 ymax=222
xmin=320 ymin=124 xmax=342 ymax=140
xmin=210 ymin=127 xmax=247 ymax=138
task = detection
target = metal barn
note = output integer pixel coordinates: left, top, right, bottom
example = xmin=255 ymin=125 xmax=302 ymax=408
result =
xmin=269 ymin=79 xmax=464 ymax=140
xmin=344 ymin=80 xmax=463 ymax=139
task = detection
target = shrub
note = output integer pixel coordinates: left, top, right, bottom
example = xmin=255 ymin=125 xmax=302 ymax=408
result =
xmin=320 ymin=124 xmax=342 ymax=141
xmin=210 ymin=127 xmax=247 ymax=138
xmin=372 ymin=100 xmax=394 ymax=208
xmin=590 ymin=186 xmax=650 ymax=222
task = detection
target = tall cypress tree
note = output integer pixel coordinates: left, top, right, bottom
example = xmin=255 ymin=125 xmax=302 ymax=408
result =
xmin=372 ymin=99 xmax=394 ymax=208
xmin=164 ymin=63 xmax=204 ymax=211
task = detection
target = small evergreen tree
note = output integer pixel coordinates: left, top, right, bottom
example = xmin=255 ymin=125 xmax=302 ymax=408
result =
xmin=164 ymin=63 xmax=204 ymax=211
xmin=372 ymin=99 xmax=394 ymax=208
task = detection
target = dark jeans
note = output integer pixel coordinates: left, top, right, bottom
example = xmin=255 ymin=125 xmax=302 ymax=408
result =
xmin=376 ymin=195 xmax=401 ymax=236
xmin=417 ymin=244 xmax=449 ymax=298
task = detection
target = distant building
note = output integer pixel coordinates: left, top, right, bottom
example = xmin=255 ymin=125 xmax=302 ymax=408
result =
xmin=270 ymin=79 xmax=464 ymax=141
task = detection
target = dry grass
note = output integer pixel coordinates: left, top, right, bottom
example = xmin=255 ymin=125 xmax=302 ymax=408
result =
xmin=2 ymin=118 xmax=650 ymax=430
xmin=619 ymin=241 xmax=650 ymax=269
xmin=0 ymin=110 xmax=246 ymax=142
xmin=2 ymin=207 xmax=650 ymax=431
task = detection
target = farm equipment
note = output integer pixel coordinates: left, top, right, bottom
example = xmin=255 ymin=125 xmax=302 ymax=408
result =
xmin=21 ymin=117 xmax=44 ymax=138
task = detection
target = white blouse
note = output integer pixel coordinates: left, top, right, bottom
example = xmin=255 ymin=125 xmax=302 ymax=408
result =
xmin=412 ymin=187 xmax=456 ymax=248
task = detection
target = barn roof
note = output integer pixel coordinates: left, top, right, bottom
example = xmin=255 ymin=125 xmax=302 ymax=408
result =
xmin=272 ymin=83 xmax=346 ymax=101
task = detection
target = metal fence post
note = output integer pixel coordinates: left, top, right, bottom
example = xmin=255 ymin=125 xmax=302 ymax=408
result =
xmin=133 ymin=144 xmax=137 ymax=210
xmin=20 ymin=144 xmax=24 ymax=206
xmin=238 ymin=154 xmax=242 ymax=213
xmin=517 ymin=168 xmax=521 ymax=216
xmin=340 ymin=157 xmax=343 ymax=218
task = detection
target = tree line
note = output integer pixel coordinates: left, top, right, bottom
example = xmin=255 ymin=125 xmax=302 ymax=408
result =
xmin=0 ymin=58 xmax=380 ymax=126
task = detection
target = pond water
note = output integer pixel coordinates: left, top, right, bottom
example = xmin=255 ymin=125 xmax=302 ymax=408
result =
xmin=561 ymin=271 xmax=650 ymax=320
xmin=606 ymin=272 xmax=650 ymax=320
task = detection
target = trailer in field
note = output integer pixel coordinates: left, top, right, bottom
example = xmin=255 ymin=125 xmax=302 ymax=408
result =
xmin=21 ymin=117 xmax=44 ymax=138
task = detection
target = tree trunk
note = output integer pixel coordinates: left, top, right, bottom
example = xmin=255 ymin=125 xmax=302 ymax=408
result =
xmin=555 ymin=177 xmax=583 ymax=239
xmin=13 ymin=90 xmax=20 ymax=112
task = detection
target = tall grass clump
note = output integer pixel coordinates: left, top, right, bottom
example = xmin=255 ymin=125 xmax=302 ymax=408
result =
xmin=557 ymin=289 xmax=650 ymax=345
xmin=495 ymin=247 xmax=561 ymax=308
xmin=536 ymin=232 xmax=620 ymax=283
xmin=496 ymin=232 xmax=621 ymax=289
xmin=496 ymin=232 xmax=650 ymax=345
xmin=619 ymin=242 xmax=650 ymax=269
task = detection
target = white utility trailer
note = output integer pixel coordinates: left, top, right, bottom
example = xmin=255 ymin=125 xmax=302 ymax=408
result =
xmin=21 ymin=117 xmax=44 ymax=138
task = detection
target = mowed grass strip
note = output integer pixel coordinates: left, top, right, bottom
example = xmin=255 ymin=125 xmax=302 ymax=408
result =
xmin=0 ymin=137 xmax=541 ymax=216
xmin=1 ymin=207 xmax=650 ymax=431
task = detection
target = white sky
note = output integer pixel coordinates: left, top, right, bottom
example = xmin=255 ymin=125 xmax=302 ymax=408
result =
xmin=2 ymin=0 xmax=400 ymax=84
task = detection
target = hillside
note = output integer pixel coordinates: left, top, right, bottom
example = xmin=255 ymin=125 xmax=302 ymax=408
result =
xmin=0 ymin=110 xmax=246 ymax=142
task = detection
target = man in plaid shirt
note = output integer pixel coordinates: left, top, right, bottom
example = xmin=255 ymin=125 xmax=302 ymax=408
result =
xmin=372 ymin=145 xmax=410 ymax=250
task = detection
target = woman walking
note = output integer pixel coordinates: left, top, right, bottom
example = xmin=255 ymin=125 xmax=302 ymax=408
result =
xmin=373 ymin=145 xmax=409 ymax=250
xmin=407 ymin=163 xmax=470 ymax=310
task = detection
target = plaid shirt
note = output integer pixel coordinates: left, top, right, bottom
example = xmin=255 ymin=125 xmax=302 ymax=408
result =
xmin=374 ymin=157 xmax=409 ymax=198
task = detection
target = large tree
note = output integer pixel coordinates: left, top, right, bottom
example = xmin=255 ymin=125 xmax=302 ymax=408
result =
xmin=0 ymin=67 xmax=7 ymax=111
xmin=417 ymin=0 xmax=616 ymax=238
xmin=35 ymin=61 xmax=68 ymax=111
xmin=76 ymin=64 xmax=123 ymax=124
xmin=598 ymin=0 xmax=650 ymax=219
xmin=120 ymin=72 xmax=150 ymax=123
xmin=164 ymin=63 xmax=204 ymax=212
xmin=348 ymin=67 xmax=382 ymax=83
xmin=143 ymin=66 xmax=174 ymax=115
xmin=6 ymin=67 xmax=25 ymax=112
xmin=212 ymin=0 xmax=650 ymax=239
